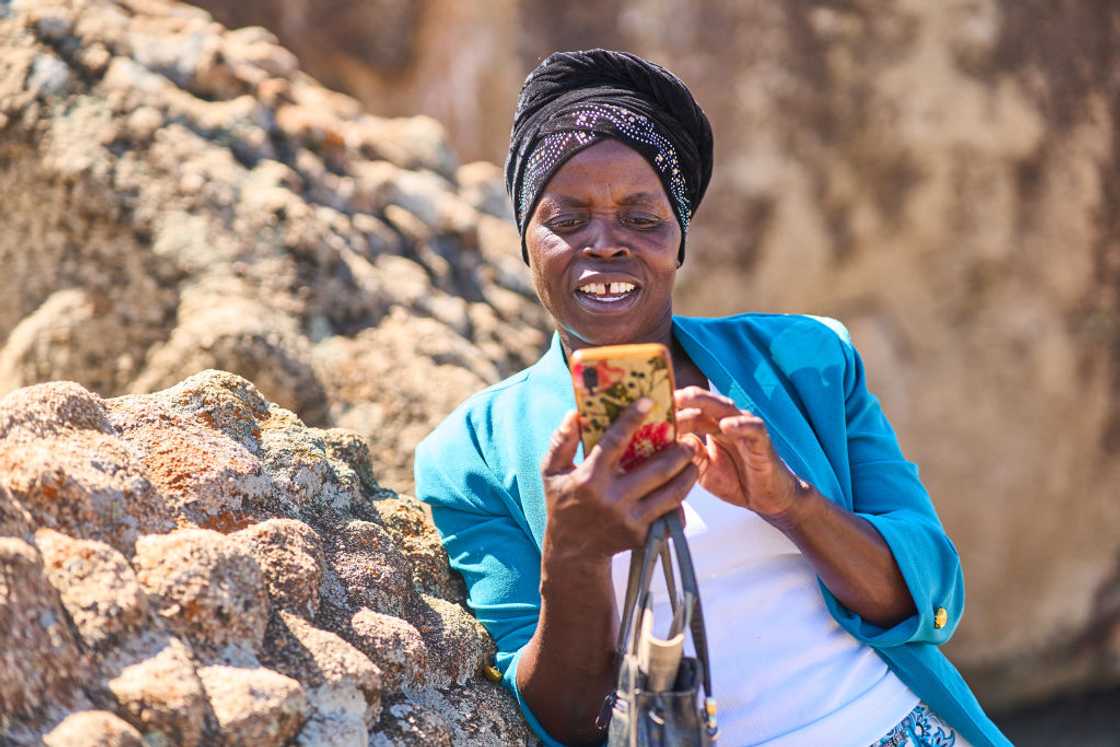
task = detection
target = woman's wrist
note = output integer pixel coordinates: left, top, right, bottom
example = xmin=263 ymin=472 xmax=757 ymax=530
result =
xmin=540 ymin=535 xmax=614 ymax=595
xmin=759 ymin=479 xmax=821 ymax=534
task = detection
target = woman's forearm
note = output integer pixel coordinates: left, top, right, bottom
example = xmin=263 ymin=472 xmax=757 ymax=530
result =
xmin=516 ymin=544 xmax=618 ymax=745
xmin=767 ymin=486 xmax=916 ymax=627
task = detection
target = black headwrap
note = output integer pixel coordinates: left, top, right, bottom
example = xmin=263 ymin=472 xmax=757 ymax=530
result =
xmin=504 ymin=49 xmax=714 ymax=265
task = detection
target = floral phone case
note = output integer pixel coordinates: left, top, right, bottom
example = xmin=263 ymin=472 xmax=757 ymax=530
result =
xmin=570 ymin=343 xmax=676 ymax=471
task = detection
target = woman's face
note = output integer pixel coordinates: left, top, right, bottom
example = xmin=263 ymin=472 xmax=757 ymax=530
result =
xmin=524 ymin=138 xmax=682 ymax=348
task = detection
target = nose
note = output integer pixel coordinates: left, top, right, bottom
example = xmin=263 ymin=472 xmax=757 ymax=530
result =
xmin=580 ymin=219 xmax=632 ymax=260
xmin=581 ymin=243 xmax=632 ymax=260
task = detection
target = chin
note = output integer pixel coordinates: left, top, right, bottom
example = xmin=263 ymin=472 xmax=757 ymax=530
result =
xmin=563 ymin=317 xmax=644 ymax=347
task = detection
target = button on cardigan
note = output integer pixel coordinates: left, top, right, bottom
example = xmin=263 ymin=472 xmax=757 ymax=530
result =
xmin=414 ymin=312 xmax=1010 ymax=747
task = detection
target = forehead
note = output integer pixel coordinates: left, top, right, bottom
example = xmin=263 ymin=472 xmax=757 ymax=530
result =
xmin=539 ymin=138 xmax=667 ymax=205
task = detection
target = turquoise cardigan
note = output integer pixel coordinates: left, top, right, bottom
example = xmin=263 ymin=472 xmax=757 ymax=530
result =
xmin=415 ymin=313 xmax=1009 ymax=747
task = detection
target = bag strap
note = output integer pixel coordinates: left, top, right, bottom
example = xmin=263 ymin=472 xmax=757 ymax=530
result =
xmin=617 ymin=517 xmax=666 ymax=658
xmin=615 ymin=512 xmax=713 ymax=698
xmin=618 ymin=531 xmax=680 ymax=653
xmin=666 ymin=511 xmax=713 ymax=697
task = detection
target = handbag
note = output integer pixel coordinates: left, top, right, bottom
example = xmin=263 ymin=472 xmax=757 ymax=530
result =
xmin=602 ymin=510 xmax=719 ymax=746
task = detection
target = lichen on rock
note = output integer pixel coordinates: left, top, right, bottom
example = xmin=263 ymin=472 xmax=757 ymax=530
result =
xmin=197 ymin=665 xmax=308 ymax=747
xmin=34 ymin=529 xmax=149 ymax=650
xmin=103 ymin=634 xmax=211 ymax=747
xmin=0 ymin=372 xmax=535 ymax=743
xmin=132 ymin=528 xmax=271 ymax=654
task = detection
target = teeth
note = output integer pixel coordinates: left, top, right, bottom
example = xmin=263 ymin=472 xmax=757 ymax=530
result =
xmin=578 ymin=281 xmax=636 ymax=297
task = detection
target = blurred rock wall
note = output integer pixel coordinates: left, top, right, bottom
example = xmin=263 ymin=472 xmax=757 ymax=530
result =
xmin=0 ymin=0 xmax=550 ymax=494
xmin=186 ymin=0 xmax=1120 ymax=710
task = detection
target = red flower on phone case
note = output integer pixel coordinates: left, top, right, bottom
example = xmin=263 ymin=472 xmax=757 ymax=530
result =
xmin=621 ymin=421 xmax=673 ymax=470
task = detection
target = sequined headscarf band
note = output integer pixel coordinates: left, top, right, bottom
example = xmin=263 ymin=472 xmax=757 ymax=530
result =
xmin=505 ymin=49 xmax=714 ymax=265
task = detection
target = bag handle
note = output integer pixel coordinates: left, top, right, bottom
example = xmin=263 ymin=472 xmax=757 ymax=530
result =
xmin=615 ymin=511 xmax=713 ymax=698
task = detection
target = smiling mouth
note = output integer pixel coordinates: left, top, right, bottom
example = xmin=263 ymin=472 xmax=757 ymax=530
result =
xmin=575 ymin=281 xmax=640 ymax=304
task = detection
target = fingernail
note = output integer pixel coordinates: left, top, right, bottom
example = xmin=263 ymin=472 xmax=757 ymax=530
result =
xmin=637 ymin=398 xmax=652 ymax=413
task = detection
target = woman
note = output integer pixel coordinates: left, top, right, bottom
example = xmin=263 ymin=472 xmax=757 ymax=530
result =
xmin=415 ymin=49 xmax=1009 ymax=747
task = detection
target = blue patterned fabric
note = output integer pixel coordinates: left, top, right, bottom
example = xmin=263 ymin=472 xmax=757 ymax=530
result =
xmin=875 ymin=703 xmax=967 ymax=747
xmin=415 ymin=313 xmax=1011 ymax=747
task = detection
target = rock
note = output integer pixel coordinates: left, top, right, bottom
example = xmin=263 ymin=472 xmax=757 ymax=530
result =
xmin=322 ymin=519 xmax=416 ymax=620
xmin=0 ymin=380 xmax=113 ymax=444
xmin=0 ymin=0 xmax=545 ymax=496
xmin=149 ymin=368 xmax=272 ymax=456
xmin=295 ymin=709 xmax=369 ymax=747
xmin=32 ymin=13 xmax=75 ymax=44
xmin=0 ymin=482 xmax=33 ymax=538
xmin=312 ymin=311 xmax=510 ymax=489
xmin=130 ymin=290 xmax=330 ymax=428
xmin=374 ymin=683 xmax=532 ymax=747
xmin=413 ymin=594 xmax=493 ymax=689
xmin=0 ymin=370 xmax=533 ymax=740
xmin=34 ymin=529 xmax=148 ymax=650
xmin=0 ymin=0 xmax=549 ymax=738
xmin=262 ymin=611 xmax=382 ymax=727
xmin=133 ymin=529 xmax=270 ymax=653
xmin=320 ymin=427 xmax=392 ymax=503
xmin=256 ymin=411 xmax=365 ymax=521
xmin=234 ymin=518 xmax=324 ymax=619
xmin=106 ymin=397 xmax=273 ymax=531
xmin=197 ymin=665 xmax=308 ymax=746
xmin=104 ymin=635 xmax=209 ymax=747
xmin=369 ymin=695 xmax=453 ymax=747
xmin=456 ymin=161 xmax=511 ymax=219
xmin=346 ymin=608 xmax=429 ymax=693
xmin=125 ymin=106 xmax=162 ymax=141
xmin=0 ymin=288 xmax=141 ymax=397
xmin=0 ymin=430 xmax=171 ymax=556
xmin=372 ymin=495 xmax=465 ymax=603
xmin=0 ymin=538 xmax=84 ymax=721
xmin=27 ymin=53 xmax=70 ymax=98
xmin=42 ymin=711 xmax=145 ymax=747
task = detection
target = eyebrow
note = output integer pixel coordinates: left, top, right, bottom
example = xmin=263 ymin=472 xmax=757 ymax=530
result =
xmin=617 ymin=191 xmax=664 ymax=206
xmin=539 ymin=191 xmax=665 ymax=209
xmin=542 ymin=195 xmax=589 ymax=208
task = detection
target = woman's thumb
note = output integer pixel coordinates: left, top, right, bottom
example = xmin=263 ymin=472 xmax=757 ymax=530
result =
xmin=541 ymin=410 xmax=581 ymax=475
xmin=680 ymin=432 xmax=707 ymax=468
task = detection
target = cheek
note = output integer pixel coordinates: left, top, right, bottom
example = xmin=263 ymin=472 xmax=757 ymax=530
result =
xmin=526 ymin=231 xmax=573 ymax=302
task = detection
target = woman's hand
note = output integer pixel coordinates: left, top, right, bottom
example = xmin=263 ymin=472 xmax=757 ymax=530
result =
xmin=540 ymin=399 xmax=699 ymax=564
xmin=674 ymin=386 xmax=809 ymax=519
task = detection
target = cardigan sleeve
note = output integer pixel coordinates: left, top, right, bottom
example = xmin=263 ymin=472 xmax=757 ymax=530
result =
xmin=816 ymin=324 xmax=966 ymax=649
xmin=413 ymin=419 xmax=566 ymax=747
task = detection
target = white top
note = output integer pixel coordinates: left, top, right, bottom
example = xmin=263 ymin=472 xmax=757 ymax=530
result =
xmin=611 ymin=387 xmax=919 ymax=746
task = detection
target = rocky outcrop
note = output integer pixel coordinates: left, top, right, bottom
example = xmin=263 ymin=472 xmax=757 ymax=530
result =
xmin=0 ymin=0 xmax=549 ymax=494
xmin=0 ymin=372 xmax=533 ymax=744
xmin=189 ymin=0 xmax=1120 ymax=710
xmin=0 ymin=3 xmax=544 ymax=738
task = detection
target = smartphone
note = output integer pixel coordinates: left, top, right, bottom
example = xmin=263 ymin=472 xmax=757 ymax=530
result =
xmin=570 ymin=343 xmax=677 ymax=471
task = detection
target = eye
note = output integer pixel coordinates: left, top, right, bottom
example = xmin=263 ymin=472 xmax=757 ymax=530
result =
xmin=622 ymin=212 xmax=663 ymax=229
xmin=547 ymin=214 xmax=587 ymax=231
